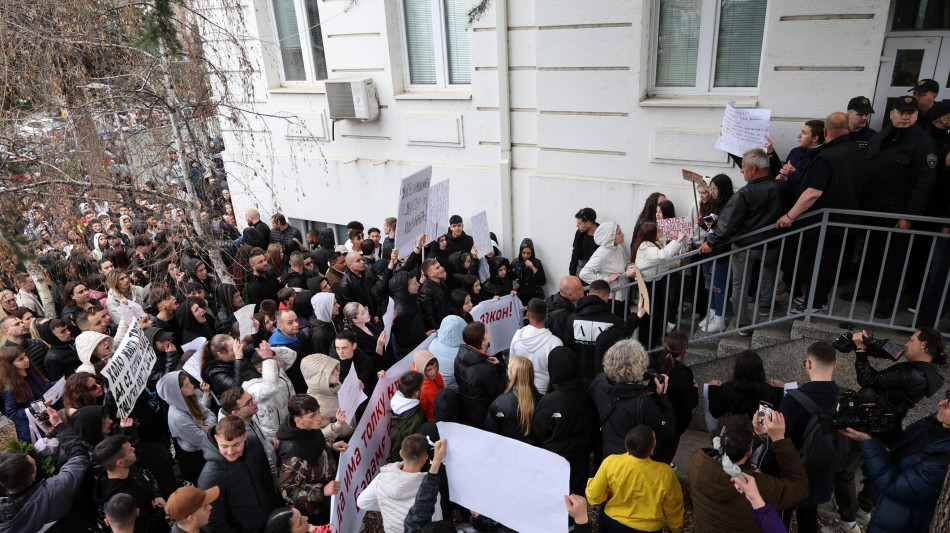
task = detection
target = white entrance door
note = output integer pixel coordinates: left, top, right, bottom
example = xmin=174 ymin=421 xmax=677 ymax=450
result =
xmin=872 ymin=37 xmax=944 ymax=130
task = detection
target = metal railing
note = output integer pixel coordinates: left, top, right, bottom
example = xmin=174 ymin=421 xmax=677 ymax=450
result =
xmin=610 ymin=208 xmax=950 ymax=350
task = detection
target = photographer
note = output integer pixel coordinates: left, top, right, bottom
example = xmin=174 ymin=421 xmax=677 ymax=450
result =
xmin=837 ymin=391 xmax=950 ymax=533
xmin=825 ymin=328 xmax=945 ymax=533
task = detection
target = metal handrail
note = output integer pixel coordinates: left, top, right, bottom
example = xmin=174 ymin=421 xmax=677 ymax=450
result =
xmin=608 ymin=208 xmax=950 ymax=350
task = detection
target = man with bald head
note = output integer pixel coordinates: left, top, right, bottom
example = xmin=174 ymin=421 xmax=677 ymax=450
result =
xmin=545 ymin=275 xmax=585 ymax=343
xmin=242 ymin=208 xmax=270 ymax=249
xmin=778 ymin=111 xmax=867 ymax=314
xmin=339 ymin=251 xmax=379 ymax=318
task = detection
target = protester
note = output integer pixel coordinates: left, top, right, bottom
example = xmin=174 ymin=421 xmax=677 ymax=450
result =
xmin=300 ymin=353 xmax=353 ymax=438
xmin=200 ymin=334 xmax=260 ymax=396
xmin=91 ymin=435 xmax=170 ymax=533
xmin=483 ymin=356 xmax=540 ymax=444
xmin=508 ymin=298 xmax=562 ymax=394
xmin=165 ymin=486 xmax=219 ymax=533
xmin=388 ymin=371 xmax=428 ymax=460
xmin=707 ymin=350 xmax=785 ymax=419
xmin=411 ymin=350 xmax=444 ymax=420
xmin=650 ymin=330 xmax=699 ymax=465
xmin=428 ymin=315 xmax=466 ymax=391
xmin=580 ymin=222 xmax=637 ymax=299
xmin=454 ymin=322 xmax=507 ymax=428
xmin=0 ymin=345 xmax=52 ymax=442
xmin=510 ymin=238 xmax=546 ymax=305
xmin=156 ymin=371 xmax=216 ymax=484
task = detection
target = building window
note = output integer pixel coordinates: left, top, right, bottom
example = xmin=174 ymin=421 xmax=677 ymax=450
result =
xmin=271 ymin=0 xmax=328 ymax=83
xmin=652 ymin=0 xmax=767 ymax=93
xmin=401 ymin=0 xmax=470 ymax=87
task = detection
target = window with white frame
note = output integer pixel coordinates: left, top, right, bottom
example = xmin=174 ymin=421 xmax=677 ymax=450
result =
xmin=271 ymin=0 xmax=328 ymax=83
xmin=401 ymin=0 xmax=470 ymax=88
xmin=652 ymin=0 xmax=767 ymax=93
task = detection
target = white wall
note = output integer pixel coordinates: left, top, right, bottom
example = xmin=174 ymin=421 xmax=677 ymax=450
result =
xmin=198 ymin=0 xmax=891 ymax=296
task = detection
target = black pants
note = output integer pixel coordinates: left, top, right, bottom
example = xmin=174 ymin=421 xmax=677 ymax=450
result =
xmin=796 ymin=228 xmax=845 ymax=308
xmin=782 ymin=505 xmax=818 ymax=533
xmin=858 ymin=217 xmax=910 ymax=306
xmin=174 ymin=441 xmax=205 ymax=485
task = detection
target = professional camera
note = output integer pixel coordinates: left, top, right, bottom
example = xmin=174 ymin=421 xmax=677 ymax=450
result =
xmin=819 ymin=390 xmax=902 ymax=434
xmin=832 ymin=323 xmax=904 ymax=361
xmin=640 ymin=367 xmax=665 ymax=393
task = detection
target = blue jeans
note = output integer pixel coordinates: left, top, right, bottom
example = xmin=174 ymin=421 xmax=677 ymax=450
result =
xmin=702 ymin=258 xmax=729 ymax=316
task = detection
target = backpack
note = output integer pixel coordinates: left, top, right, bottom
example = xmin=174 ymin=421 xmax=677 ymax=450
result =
xmin=786 ymin=390 xmax=849 ymax=472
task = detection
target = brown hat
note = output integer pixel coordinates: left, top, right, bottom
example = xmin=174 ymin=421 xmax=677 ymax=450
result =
xmin=165 ymin=486 xmax=219 ymax=521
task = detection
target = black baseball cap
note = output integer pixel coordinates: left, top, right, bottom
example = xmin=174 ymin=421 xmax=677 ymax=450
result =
xmin=909 ymin=79 xmax=940 ymax=94
xmin=893 ymin=95 xmax=919 ymax=111
xmin=847 ymin=96 xmax=874 ymax=114
xmin=929 ymin=100 xmax=950 ymax=120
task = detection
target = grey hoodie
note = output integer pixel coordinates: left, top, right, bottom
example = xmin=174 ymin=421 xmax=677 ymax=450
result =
xmin=156 ymin=370 xmax=216 ymax=452
xmin=428 ymin=315 xmax=466 ymax=390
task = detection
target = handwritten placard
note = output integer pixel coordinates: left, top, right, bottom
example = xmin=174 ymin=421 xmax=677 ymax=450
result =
xmin=394 ymin=166 xmax=432 ymax=257
xmin=714 ymin=101 xmax=771 ymax=157
xmin=682 ymin=169 xmax=705 ymax=185
xmin=470 ymin=211 xmax=491 ymax=258
xmin=657 ymin=217 xmax=693 ymax=241
xmin=100 ymin=322 xmax=157 ymax=418
xmin=425 ymin=180 xmax=450 ymax=245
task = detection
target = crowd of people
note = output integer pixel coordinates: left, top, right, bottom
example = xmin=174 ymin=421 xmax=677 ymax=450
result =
xmin=0 ymin=84 xmax=947 ymax=533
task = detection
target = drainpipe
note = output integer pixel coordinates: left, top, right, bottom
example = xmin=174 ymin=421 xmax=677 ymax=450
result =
xmin=496 ymin=0 xmax=514 ymax=256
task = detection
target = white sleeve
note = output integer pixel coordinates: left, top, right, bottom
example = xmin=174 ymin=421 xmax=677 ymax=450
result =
xmin=356 ymin=476 xmax=381 ymax=512
xmin=579 ymin=250 xmax=609 ymax=284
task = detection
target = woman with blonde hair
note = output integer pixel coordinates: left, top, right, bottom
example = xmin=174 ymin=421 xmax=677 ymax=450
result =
xmin=266 ymin=243 xmax=286 ymax=276
xmin=484 ymin=356 xmax=540 ymax=445
xmin=341 ymin=302 xmax=389 ymax=370
xmin=104 ymin=269 xmax=145 ymax=324
xmin=0 ymin=345 xmax=51 ymax=441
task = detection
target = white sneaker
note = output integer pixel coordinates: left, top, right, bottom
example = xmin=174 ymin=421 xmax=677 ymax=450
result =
xmin=666 ymin=322 xmax=676 ymax=332
xmin=703 ymin=314 xmax=725 ymax=333
xmin=820 ymin=521 xmax=861 ymax=533
xmin=698 ymin=313 xmax=712 ymax=328
xmin=855 ymin=509 xmax=871 ymax=528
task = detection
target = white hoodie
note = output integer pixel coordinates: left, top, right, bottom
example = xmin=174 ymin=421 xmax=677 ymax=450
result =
xmin=508 ymin=324 xmax=562 ymax=393
xmin=580 ymin=221 xmax=631 ymax=300
xmin=357 ymin=462 xmax=442 ymax=533
xmin=389 ymin=391 xmax=420 ymax=415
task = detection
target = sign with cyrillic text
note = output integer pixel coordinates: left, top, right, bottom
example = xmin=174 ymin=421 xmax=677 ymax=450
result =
xmin=470 ymin=211 xmax=491 ymax=259
xmin=100 ymin=322 xmax=157 ymax=418
xmin=470 ymin=295 xmax=524 ymax=356
xmin=714 ymin=101 xmax=771 ymax=157
xmin=394 ymin=166 xmax=432 ymax=257
xmin=425 ymin=179 xmax=450 ymax=245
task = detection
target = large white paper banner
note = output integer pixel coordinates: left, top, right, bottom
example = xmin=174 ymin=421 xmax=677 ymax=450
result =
xmin=394 ymin=166 xmax=432 ymax=257
xmin=337 ymin=364 xmax=367 ymax=427
xmin=100 ymin=322 xmax=157 ymax=418
xmin=425 ymin=180 xmax=450 ymax=245
xmin=470 ymin=211 xmax=491 ymax=258
xmin=656 ymin=216 xmax=693 ymax=241
xmin=381 ymin=297 xmax=394 ymax=348
xmin=437 ymin=422 xmax=570 ymax=533
xmin=470 ymin=295 xmax=524 ymax=356
xmin=234 ymin=304 xmax=256 ymax=340
xmin=714 ymin=101 xmax=772 ymax=157
xmin=330 ymin=334 xmax=436 ymax=533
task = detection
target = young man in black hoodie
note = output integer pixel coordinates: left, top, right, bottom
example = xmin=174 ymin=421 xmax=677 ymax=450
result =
xmin=444 ymin=215 xmax=474 ymax=256
xmin=92 ymin=436 xmax=170 ymax=533
xmin=563 ymin=280 xmax=624 ymax=380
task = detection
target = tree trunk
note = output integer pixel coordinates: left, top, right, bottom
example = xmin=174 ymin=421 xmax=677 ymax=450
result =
xmin=930 ymin=467 xmax=950 ymax=532
xmin=25 ymin=261 xmax=56 ymax=318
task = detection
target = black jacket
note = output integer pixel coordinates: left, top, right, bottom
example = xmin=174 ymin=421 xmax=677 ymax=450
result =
xmin=855 ymin=354 xmax=945 ymax=419
xmin=544 ymin=293 xmax=575 ymax=344
xmin=281 ymin=269 xmax=308 ymax=291
xmin=444 ymin=230 xmax=474 ymax=256
xmin=660 ymin=359 xmax=699 ymax=435
xmin=92 ymin=468 xmax=165 ymax=533
xmin=849 ymin=126 xmax=877 ymax=151
xmin=276 ymin=417 xmax=328 ymax=466
xmin=484 ymin=386 xmax=540 ymax=445
xmin=310 ymin=228 xmax=336 ymax=274
xmin=330 ymin=347 xmax=378 ymax=396
xmin=270 ymin=225 xmax=303 ymax=254
xmin=454 ymin=344 xmax=508 ymax=428
xmin=510 ymin=238 xmax=546 ymax=304
xmin=482 ymin=257 xmax=513 ymax=299
xmin=533 ymin=347 xmax=597 ymax=458
xmin=242 ymin=220 xmax=270 ymax=250
xmin=201 ymin=358 xmax=261 ymax=397
xmin=589 ymin=373 xmax=677 ymax=457
xmin=338 ymin=270 xmax=378 ymax=317
xmin=863 ymin=123 xmax=937 ymax=216
xmin=708 ymin=381 xmax=785 ymax=419
xmin=418 ymin=278 xmax=451 ymax=332
xmin=197 ymin=425 xmax=277 ymax=533
xmin=37 ymin=321 xmax=79 ymax=382
xmin=798 ymin=134 xmax=867 ymax=214
xmin=563 ymin=295 xmax=623 ymax=380
xmin=216 ymin=283 xmax=242 ymax=334
xmin=569 ymin=228 xmax=598 ymax=277
xmin=246 ymin=271 xmax=281 ymax=310
xmin=445 ymin=251 xmax=478 ymax=291
xmin=389 ymin=271 xmax=427 ymax=350
xmin=705 ymin=174 xmax=792 ymax=248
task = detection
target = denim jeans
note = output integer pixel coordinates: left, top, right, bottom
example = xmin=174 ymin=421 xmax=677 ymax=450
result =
xmin=730 ymin=243 xmax=779 ymax=327
xmin=703 ymin=258 xmax=730 ymax=316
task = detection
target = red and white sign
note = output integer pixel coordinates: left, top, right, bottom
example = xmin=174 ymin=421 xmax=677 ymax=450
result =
xmin=471 ymin=295 xmax=524 ymax=356
xmin=656 ymin=216 xmax=693 ymax=241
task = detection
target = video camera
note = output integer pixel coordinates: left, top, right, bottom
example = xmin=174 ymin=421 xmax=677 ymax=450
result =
xmin=832 ymin=323 xmax=904 ymax=361
xmin=819 ymin=389 xmax=902 ymax=434
xmin=640 ymin=367 xmax=665 ymax=393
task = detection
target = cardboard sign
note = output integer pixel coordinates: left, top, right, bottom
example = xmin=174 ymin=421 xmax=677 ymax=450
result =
xmin=633 ymin=265 xmax=650 ymax=316
xmin=100 ymin=322 xmax=157 ymax=418
xmin=470 ymin=211 xmax=491 ymax=258
xmin=657 ymin=216 xmax=693 ymax=241
xmin=425 ymin=180 xmax=450 ymax=245
xmin=470 ymin=295 xmax=524 ymax=356
xmin=394 ymin=166 xmax=432 ymax=257
xmin=714 ymin=101 xmax=771 ymax=157
xmin=329 ymin=335 xmax=436 ymax=533
xmin=682 ymin=169 xmax=705 ymax=185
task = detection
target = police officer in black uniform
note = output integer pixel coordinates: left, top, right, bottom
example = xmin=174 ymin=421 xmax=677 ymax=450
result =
xmin=848 ymin=95 xmax=937 ymax=318
xmin=847 ymin=96 xmax=876 ymax=150
xmin=911 ymin=78 xmax=940 ymax=130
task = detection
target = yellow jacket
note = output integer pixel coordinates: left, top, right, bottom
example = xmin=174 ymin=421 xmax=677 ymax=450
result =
xmin=586 ymin=453 xmax=684 ymax=531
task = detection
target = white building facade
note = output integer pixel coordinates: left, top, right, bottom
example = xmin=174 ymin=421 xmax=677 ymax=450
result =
xmin=200 ymin=0 xmax=949 ymax=294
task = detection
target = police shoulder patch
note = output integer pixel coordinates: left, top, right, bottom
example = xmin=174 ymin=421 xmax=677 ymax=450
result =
xmin=927 ymin=154 xmax=937 ymax=168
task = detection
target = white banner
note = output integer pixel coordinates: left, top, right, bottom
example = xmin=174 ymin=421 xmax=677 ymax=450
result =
xmin=381 ymin=297 xmax=394 ymax=348
xmin=394 ymin=166 xmax=432 ymax=257
xmin=470 ymin=211 xmax=491 ymax=258
xmin=470 ymin=295 xmax=524 ymax=356
xmin=714 ymin=101 xmax=771 ymax=157
xmin=337 ymin=365 xmax=367 ymax=427
xmin=656 ymin=216 xmax=693 ymax=241
xmin=330 ymin=334 xmax=436 ymax=533
xmin=425 ymin=180 xmax=450 ymax=245
xmin=100 ymin=322 xmax=157 ymax=418
xmin=438 ymin=422 xmax=570 ymax=533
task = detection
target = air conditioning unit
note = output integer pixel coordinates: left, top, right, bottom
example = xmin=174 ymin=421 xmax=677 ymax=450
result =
xmin=325 ymin=79 xmax=379 ymax=121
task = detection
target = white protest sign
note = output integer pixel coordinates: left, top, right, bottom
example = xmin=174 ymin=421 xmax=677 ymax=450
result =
xmin=183 ymin=353 xmax=203 ymax=383
xmin=656 ymin=216 xmax=693 ymax=241
xmin=425 ymin=180 xmax=450 ymax=245
xmin=44 ymin=377 xmax=65 ymax=404
xmin=437 ymin=422 xmax=570 ymax=533
xmin=330 ymin=334 xmax=436 ymax=533
xmin=470 ymin=295 xmax=524 ymax=356
xmin=394 ymin=166 xmax=432 ymax=257
xmin=234 ymin=304 xmax=256 ymax=340
xmin=116 ymin=299 xmax=147 ymax=326
xmin=100 ymin=322 xmax=157 ymax=418
xmin=470 ymin=211 xmax=491 ymax=258
xmin=337 ymin=365 xmax=367 ymax=427
xmin=181 ymin=337 xmax=206 ymax=355
xmin=714 ymin=101 xmax=771 ymax=157
xmin=381 ymin=297 xmax=395 ymax=348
